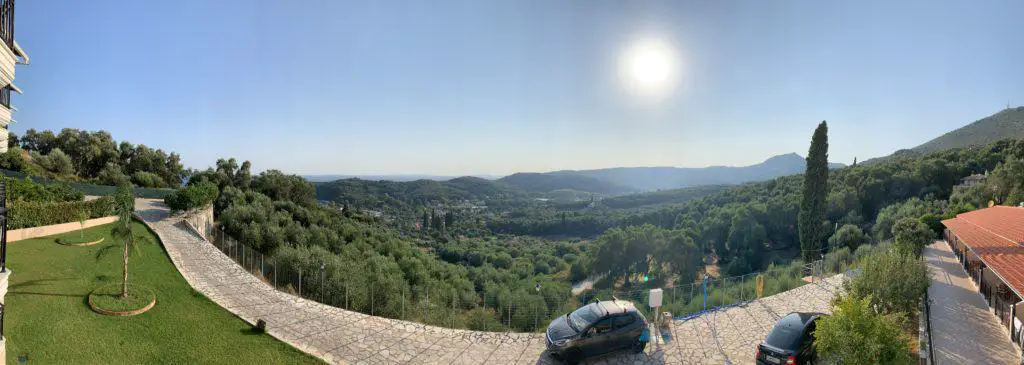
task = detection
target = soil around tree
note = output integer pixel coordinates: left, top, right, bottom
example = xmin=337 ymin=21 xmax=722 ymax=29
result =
xmin=88 ymin=283 xmax=156 ymax=316
xmin=56 ymin=233 xmax=105 ymax=246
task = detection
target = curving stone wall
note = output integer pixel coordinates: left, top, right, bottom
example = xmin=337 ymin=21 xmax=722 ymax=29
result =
xmin=134 ymin=198 xmax=843 ymax=365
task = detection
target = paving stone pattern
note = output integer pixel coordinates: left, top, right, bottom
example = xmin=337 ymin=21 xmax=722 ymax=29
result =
xmin=135 ymin=199 xmax=843 ymax=365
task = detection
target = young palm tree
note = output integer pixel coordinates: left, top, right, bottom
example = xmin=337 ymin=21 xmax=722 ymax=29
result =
xmin=106 ymin=184 xmax=143 ymax=298
xmin=77 ymin=210 xmax=89 ymax=240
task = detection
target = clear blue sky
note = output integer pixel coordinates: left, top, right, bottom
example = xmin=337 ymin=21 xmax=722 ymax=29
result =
xmin=10 ymin=0 xmax=1024 ymax=176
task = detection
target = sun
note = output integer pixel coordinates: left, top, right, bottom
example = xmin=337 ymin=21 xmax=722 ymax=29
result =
xmin=619 ymin=38 xmax=679 ymax=97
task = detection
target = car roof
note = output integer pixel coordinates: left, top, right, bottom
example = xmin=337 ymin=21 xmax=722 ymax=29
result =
xmin=779 ymin=312 xmax=825 ymax=328
xmin=763 ymin=312 xmax=824 ymax=350
xmin=595 ymin=300 xmax=637 ymax=316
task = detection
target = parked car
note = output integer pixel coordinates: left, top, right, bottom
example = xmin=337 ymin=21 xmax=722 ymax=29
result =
xmin=756 ymin=312 xmax=825 ymax=365
xmin=545 ymin=300 xmax=649 ymax=364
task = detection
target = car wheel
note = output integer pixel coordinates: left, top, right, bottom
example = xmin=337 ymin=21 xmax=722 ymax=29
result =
xmin=562 ymin=349 xmax=581 ymax=365
xmin=632 ymin=337 xmax=647 ymax=354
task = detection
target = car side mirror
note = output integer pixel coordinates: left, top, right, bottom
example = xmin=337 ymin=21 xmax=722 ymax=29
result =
xmin=584 ymin=328 xmax=594 ymax=337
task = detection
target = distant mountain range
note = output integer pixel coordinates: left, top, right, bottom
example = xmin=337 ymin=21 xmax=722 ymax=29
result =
xmin=313 ymin=152 xmax=845 ymax=203
xmin=863 ymin=106 xmax=1024 ymax=164
xmin=526 ymin=153 xmax=845 ymax=192
xmin=304 ymin=174 xmax=501 ymax=182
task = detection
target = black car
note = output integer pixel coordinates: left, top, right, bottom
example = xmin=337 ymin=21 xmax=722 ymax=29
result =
xmin=756 ymin=312 xmax=825 ymax=365
xmin=545 ymin=300 xmax=649 ymax=364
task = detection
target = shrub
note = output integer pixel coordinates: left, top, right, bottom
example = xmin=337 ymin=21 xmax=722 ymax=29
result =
xmin=164 ymin=181 xmax=219 ymax=213
xmin=132 ymin=171 xmax=167 ymax=188
xmin=829 ymin=224 xmax=867 ymax=251
xmin=845 ymin=249 xmax=929 ymax=316
xmin=33 ymin=148 xmax=75 ymax=176
xmin=96 ymin=162 xmax=131 ymax=186
xmin=3 ymin=176 xmax=83 ymax=203
xmin=0 ymin=148 xmax=28 ymax=172
xmin=815 ymin=295 xmax=914 ymax=365
xmin=9 ymin=196 xmax=115 ymax=229
xmin=919 ymin=213 xmax=944 ymax=238
xmin=892 ymin=217 xmax=934 ymax=257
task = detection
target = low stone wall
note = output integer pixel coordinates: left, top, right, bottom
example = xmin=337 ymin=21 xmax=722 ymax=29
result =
xmin=8 ymin=216 xmax=118 ymax=242
xmin=182 ymin=204 xmax=214 ymax=242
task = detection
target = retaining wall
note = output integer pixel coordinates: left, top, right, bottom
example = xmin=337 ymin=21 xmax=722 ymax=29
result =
xmin=8 ymin=216 xmax=118 ymax=242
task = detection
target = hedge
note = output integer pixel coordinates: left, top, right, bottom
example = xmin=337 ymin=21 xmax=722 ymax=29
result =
xmin=9 ymin=196 xmax=116 ymax=229
xmin=1 ymin=168 xmax=174 ymax=199
xmin=164 ymin=181 xmax=218 ymax=213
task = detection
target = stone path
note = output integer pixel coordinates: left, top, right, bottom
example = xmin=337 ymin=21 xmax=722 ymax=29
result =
xmin=925 ymin=241 xmax=1021 ymax=365
xmin=135 ymin=198 xmax=843 ymax=365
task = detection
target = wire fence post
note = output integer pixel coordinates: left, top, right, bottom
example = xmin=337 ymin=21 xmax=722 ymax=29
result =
xmin=298 ymin=267 xmax=303 ymax=298
xmin=401 ymin=287 xmax=405 ymax=320
xmin=534 ymin=305 xmax=538 ymax=332
xmin=371 ymin=284 xmax=375 ymax=316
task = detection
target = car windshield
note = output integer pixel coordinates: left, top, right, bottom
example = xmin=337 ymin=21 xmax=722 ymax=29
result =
xmin=568 ymin=305 xmax=601 ymax=332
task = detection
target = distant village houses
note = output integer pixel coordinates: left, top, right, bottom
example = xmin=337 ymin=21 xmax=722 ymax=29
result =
xmin=959 ymin=171 xmax=988 ymax=187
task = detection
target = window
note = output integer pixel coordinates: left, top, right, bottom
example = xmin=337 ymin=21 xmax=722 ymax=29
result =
xmin=614 ymin=314 xmax=636 ymax=329
xmin=593 ymin=317 xmax=614 ymax=333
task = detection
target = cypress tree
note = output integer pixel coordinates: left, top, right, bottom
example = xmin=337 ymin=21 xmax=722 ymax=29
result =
xmin=799 ymin=121 xmax=829 ymax=261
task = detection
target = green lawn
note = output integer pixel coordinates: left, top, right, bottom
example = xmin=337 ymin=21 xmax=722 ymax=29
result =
xmin=6 ymin=221 xmax=322 ymax=364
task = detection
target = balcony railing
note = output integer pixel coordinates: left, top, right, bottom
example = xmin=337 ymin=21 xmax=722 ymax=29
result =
xmin=0 ymin=0 xmax=13 ymax=50
xmin=1 ymin=179 xmax=6 ymax=273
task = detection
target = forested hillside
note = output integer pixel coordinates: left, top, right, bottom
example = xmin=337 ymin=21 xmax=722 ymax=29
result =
xmin=519 ymin=153 xmax=845 ymax=192
xmin=496 ymin=172 xmax=635 ymax=195
xmin=3 ymin=128 xmax=185 ymax=188
xmin=913 ymin=107 xmax=1024 ymax=154
xmin=314 ymin=176 xmax=524 ymax=209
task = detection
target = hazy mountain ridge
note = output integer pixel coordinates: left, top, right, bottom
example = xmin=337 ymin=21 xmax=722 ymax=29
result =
xmin=861 ymin=107 xmax=1024 ymax=165
xmin=912 ymin=107 xmax=1024 ymax=154
xmin=540 ymin=153 xmax=845 ymax=192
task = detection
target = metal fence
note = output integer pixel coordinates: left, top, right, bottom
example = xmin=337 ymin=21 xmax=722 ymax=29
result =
xmin=212 ymin=225 xmax=869 ymax=333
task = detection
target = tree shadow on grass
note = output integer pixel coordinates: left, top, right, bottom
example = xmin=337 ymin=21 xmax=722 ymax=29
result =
xmin=239 ymin=327 xmax=266 ymax=336
xmin=9 ymin=277 xmax=90 ymax=298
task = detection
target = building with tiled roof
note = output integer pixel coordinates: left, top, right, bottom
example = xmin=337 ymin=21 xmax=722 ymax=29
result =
xmin=943 ymin=205 xmax=1024 ymax=347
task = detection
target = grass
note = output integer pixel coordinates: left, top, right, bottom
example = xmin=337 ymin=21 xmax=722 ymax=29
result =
xmin=89 ymin=283 xmax=155 ymax=313
xmin=6 ymin=221 xmax=322 ymax=364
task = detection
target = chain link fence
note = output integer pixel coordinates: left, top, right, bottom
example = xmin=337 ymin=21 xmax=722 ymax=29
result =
xmin=211 ymin=227 xmax=567 ymax=332
xmin=212 ymin=225 xmax=882 ymax=333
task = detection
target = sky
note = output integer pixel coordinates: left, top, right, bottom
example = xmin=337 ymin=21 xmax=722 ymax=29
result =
xmin=9 ymin=0 xmax=1024 ymax=176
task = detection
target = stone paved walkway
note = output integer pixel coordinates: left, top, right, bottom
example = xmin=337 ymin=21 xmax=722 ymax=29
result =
xmin=135 ymin=198 xmax=843 ymax=365
xmin=926 ymin=241 xmax=1021 ymax=365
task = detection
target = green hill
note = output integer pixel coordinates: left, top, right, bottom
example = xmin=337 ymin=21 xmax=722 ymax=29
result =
xmin=496 ymin=172 xmax=635 ymax=195
xmin=314 ymin=176 xmax=523 ymax=208
xmin=913 ymin=107 xmax=1024 ymax=154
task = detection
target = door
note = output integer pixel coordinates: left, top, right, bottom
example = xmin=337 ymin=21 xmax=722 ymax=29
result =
xmin=800 ymin=321 xmax=818 ymax=364
xmin=613 ymin=314 xmax=640 ymax=348
xmin=582 ymin=317 xmax=617 ymax=356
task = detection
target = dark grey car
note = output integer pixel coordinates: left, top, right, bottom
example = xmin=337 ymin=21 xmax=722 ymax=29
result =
xmin=545 ymin=300 xmax=649 ymax=364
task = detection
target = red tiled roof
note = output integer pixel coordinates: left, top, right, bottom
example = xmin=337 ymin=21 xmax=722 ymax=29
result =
xmin=943 ymin=206 xmax=1024 ymax=298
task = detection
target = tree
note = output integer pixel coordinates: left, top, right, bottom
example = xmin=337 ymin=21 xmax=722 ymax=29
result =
xmin=7 ymin=131 xmax=17 ymax=149
xmin=828 ymin=224 xmax=867 ymax=251
xmin=107 ymin=184 xmax=148 ymax=298
xmin=918 ymin=213 xmax=944 ymax=238
xmin=77 ymin=210 xmax=89 ymax=240
xmin=892 ymin=217 xmax=933 ymax=257
xmin=799 ymin=121 xmax=829 ymax=261
xmin=815 ymin=295 xmax=914 ymax=365
xmin=845 ymin=249 xmax=929 ymax=315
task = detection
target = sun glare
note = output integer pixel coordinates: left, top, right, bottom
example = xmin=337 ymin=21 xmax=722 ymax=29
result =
xmin=619 ymin=38 xmax=679 ymax=98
